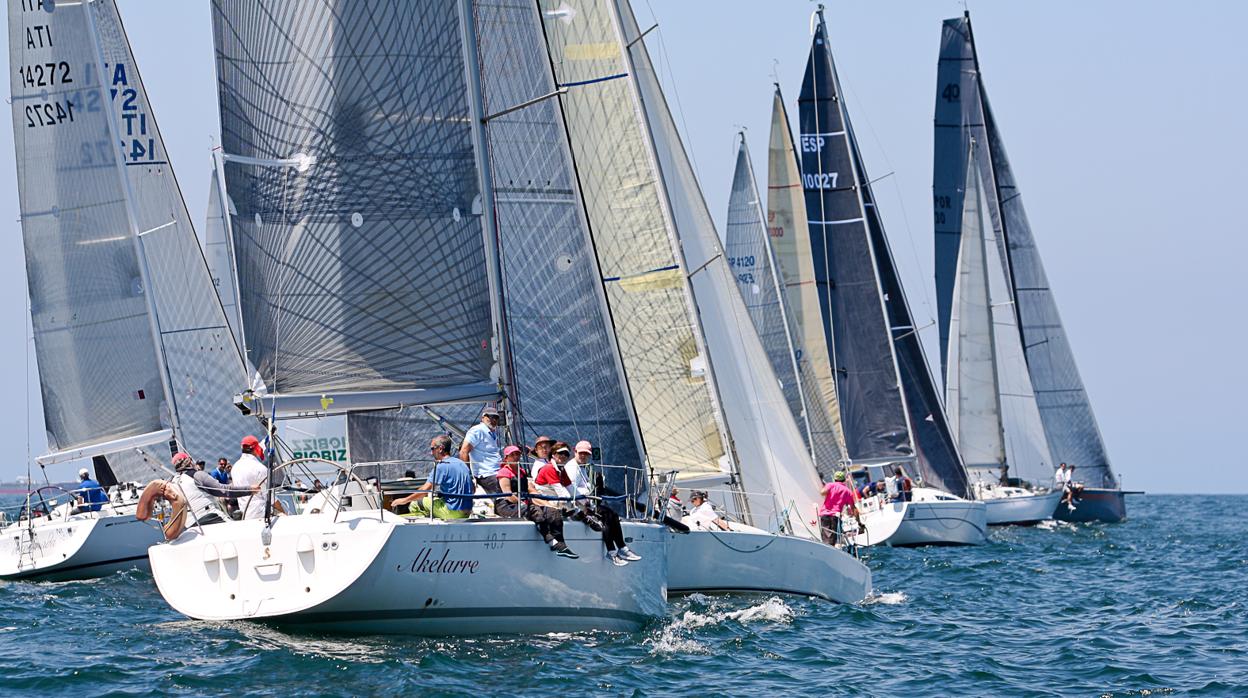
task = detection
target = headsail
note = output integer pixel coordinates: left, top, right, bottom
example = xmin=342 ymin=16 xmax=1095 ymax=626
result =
xmin=212 ymin=0 xmax=497 ymax=407
xmin=204 ymin=156 xmax=246 ymax=357
xmin=10 ymin=0 xmax=252 ymax=464
xmin=615 ymin=0 xmax=825 ymax=534
xmin=536 ymin=0 xmax=731 ymax=481
xmin=946 ymin=143 xmax=1007 ymax=472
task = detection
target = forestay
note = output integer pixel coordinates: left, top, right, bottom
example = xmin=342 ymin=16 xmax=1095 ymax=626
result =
xmin=212 ymin=0 xmax=495 ymax=399
xmin=765 ymin=88 xmax=846 ymax=474
xmin=10 ymin=0 xmax=251 ymax=462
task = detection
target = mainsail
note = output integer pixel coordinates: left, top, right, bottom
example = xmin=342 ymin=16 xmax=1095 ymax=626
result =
xmin=798 ymin=17 xmax=912 ymax=464
xmin=10 ymin=0 xmax=253 ymax=472
xmin=935 ymin=14 xmax=1113 ymax=487
xmin=724 ymin=136 xmax=811 ymax=456
xmin=212 ymin=0 xmax=498 ymax=408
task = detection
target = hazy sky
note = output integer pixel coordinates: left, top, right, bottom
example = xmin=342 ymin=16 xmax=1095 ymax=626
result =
xmin=0 ymin=1 xmax=1243 ymax=493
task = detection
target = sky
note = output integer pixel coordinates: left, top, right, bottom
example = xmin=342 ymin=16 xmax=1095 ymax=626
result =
xmin=0 ymin=1 xmax=1243 ymax=493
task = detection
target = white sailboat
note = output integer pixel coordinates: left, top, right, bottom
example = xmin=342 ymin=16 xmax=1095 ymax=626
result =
xmin=533 ymin=0 xmax=868 ymax=603
xmin=797 ymin=8 xmax=986 ymax=547
xmin=147 ymin=0 xmax=668 ymax=634
xmin=2 ymin=0 xmax=255 ymax=580
xmin=945 ymin=140 xmax=1059 ymax=525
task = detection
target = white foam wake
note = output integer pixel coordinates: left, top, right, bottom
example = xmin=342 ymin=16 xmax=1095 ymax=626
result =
xmin=863 ymin=591 xmax=907 ymax=605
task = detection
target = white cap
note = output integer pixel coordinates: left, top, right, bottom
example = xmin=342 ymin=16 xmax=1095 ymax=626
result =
xmin=78 ymin=468 xmax=90 ymax=479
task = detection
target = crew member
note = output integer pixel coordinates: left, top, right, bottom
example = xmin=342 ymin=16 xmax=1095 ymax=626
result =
xmin=391 ymin=435 xmax=475 ymax=520
xmin=460 ymin=406 xmax=503 ymax=496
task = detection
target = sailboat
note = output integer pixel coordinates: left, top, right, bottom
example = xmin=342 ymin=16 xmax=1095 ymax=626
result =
xmin=942 ymin=138 xmax=1061 ymax=525
xmin=145 ymin=0 xmax=669 ymax=634
xmin=1 ymin=0 xmax=255 ymax=580
xmin=799 ymin=7 xmax=986 ymax=547
xmin=549 ymin=0 xmax=869 ymax=602
xmin=934 ymin=13 xmax=1127 ymax=523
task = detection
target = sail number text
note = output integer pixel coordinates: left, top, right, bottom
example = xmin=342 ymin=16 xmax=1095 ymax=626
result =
xmin=25 ymin=100 xmax=74 ymax=128
xmin=17 ymin=61 xmax=71 ymax=88
xmin=802 ymin=172 xmax=839 ymax=190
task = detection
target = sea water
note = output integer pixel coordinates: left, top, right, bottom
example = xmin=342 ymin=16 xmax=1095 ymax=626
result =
xmin=0 ymin=494 xmax=1243 ymax=696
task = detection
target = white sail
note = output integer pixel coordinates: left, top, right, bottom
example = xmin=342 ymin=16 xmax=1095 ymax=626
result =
xmin=9 ymin=0 xmax=253 ymax=467
xmin=947 ymin=150 xmax=1006 ymax=473
xmin=615 ymin=1 xmax=825 ymax=536
xmin=204 ymin=156 xmax=246 ymax=362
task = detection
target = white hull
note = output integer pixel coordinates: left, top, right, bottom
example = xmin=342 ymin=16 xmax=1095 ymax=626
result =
xmin=846 ymin=487 xmax=987 ymax=547
xmin=983 ymin=490 xmax=1061 ymax=525
xmin=0 ymin=504 xmax=161 ymax=581
xmin=667 ymin=526 xmax=871 ymax=603
xmin=149 ymin=513 xmax=668 ymax=635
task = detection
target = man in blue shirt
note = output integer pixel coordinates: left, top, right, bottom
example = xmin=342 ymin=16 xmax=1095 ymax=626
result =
xmin=393 ymin=435 xmax=475 ymax=519
xmin=459 ymin=405 xmax=502 ymax=496
xmin=73 ymin=468 xmax=108 ymax=513
xmin=208 ymin=458 xmax=232 ymax=485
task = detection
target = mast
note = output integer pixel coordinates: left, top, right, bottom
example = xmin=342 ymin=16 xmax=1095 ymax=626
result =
xmin=457 ymin=0 xmax=517 ymax=430
xmin=82 ymin=0 xmax=181 ymax=451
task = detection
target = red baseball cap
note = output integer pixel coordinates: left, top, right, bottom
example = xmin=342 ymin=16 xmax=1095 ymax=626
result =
xmin=241 ymin=435 xmax=262 ymax=455
xmin=502 ymin=445 xmax=522 ymax=457
xmin=171 ymin=451 xmax=192 ymax=466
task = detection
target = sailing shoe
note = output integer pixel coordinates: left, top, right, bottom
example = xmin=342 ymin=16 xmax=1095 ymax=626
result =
xmin=618 ymin=548 xmax=642 ymax=561
xmin=553 ymin=543 xmax=579 ymax=559
xmin=609 ymin=553 xmax=629 ymax=567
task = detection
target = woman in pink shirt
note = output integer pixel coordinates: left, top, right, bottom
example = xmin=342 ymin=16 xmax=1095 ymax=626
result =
xmin=819 ymin=471 xmax=857 ymax=545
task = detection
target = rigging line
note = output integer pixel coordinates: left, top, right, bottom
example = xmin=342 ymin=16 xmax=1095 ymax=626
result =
xmin=642 ymin=0 xmax=700 ymax=183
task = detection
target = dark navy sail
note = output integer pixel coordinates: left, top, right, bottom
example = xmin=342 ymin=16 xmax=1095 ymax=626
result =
xmin=799 ymin=20 xmax=912 ymax=463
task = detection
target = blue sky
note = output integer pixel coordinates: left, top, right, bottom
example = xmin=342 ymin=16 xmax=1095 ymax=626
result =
xmin=0 ymin=1 xmax=1243 ymax=493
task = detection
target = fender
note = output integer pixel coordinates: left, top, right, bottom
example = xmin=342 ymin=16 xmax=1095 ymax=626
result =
xmin=136 ymin=480 xmax=188 ymax=541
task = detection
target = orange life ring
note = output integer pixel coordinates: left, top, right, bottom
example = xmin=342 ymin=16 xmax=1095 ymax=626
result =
xmin=137 ymin=480 xmax=188 ymax=541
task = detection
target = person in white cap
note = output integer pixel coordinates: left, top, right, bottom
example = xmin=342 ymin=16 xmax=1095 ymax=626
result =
xmin=569 ymin=441 xmax=640 ymax=566
xmin=460 ymin=405 xmax=503 ymax=496
xmin=72 ymin=468 xmax=108 ymax=514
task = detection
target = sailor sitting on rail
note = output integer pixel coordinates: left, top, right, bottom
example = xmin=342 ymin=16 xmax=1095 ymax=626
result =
xmin=391 ymin=435 xmax=474 ymax=520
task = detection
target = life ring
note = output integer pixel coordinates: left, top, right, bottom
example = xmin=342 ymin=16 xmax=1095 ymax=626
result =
xmin=136 ymin=480 xmax=188 ymax=541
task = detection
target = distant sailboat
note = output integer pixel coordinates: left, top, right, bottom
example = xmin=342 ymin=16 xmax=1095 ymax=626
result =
xmin=2 ymin=0 xmax=254 ymax=580
xmin=934 ymin=13 xmax=1126 ymax=523
xmin=943 ymin=138 xmax=1061 ymax=524
xmin=799 ymin=6 xmax=986 ymax=546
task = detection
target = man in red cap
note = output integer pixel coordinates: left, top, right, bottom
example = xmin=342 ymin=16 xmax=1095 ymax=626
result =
xmin=231 ymin=435 xmax=269 ymax=520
